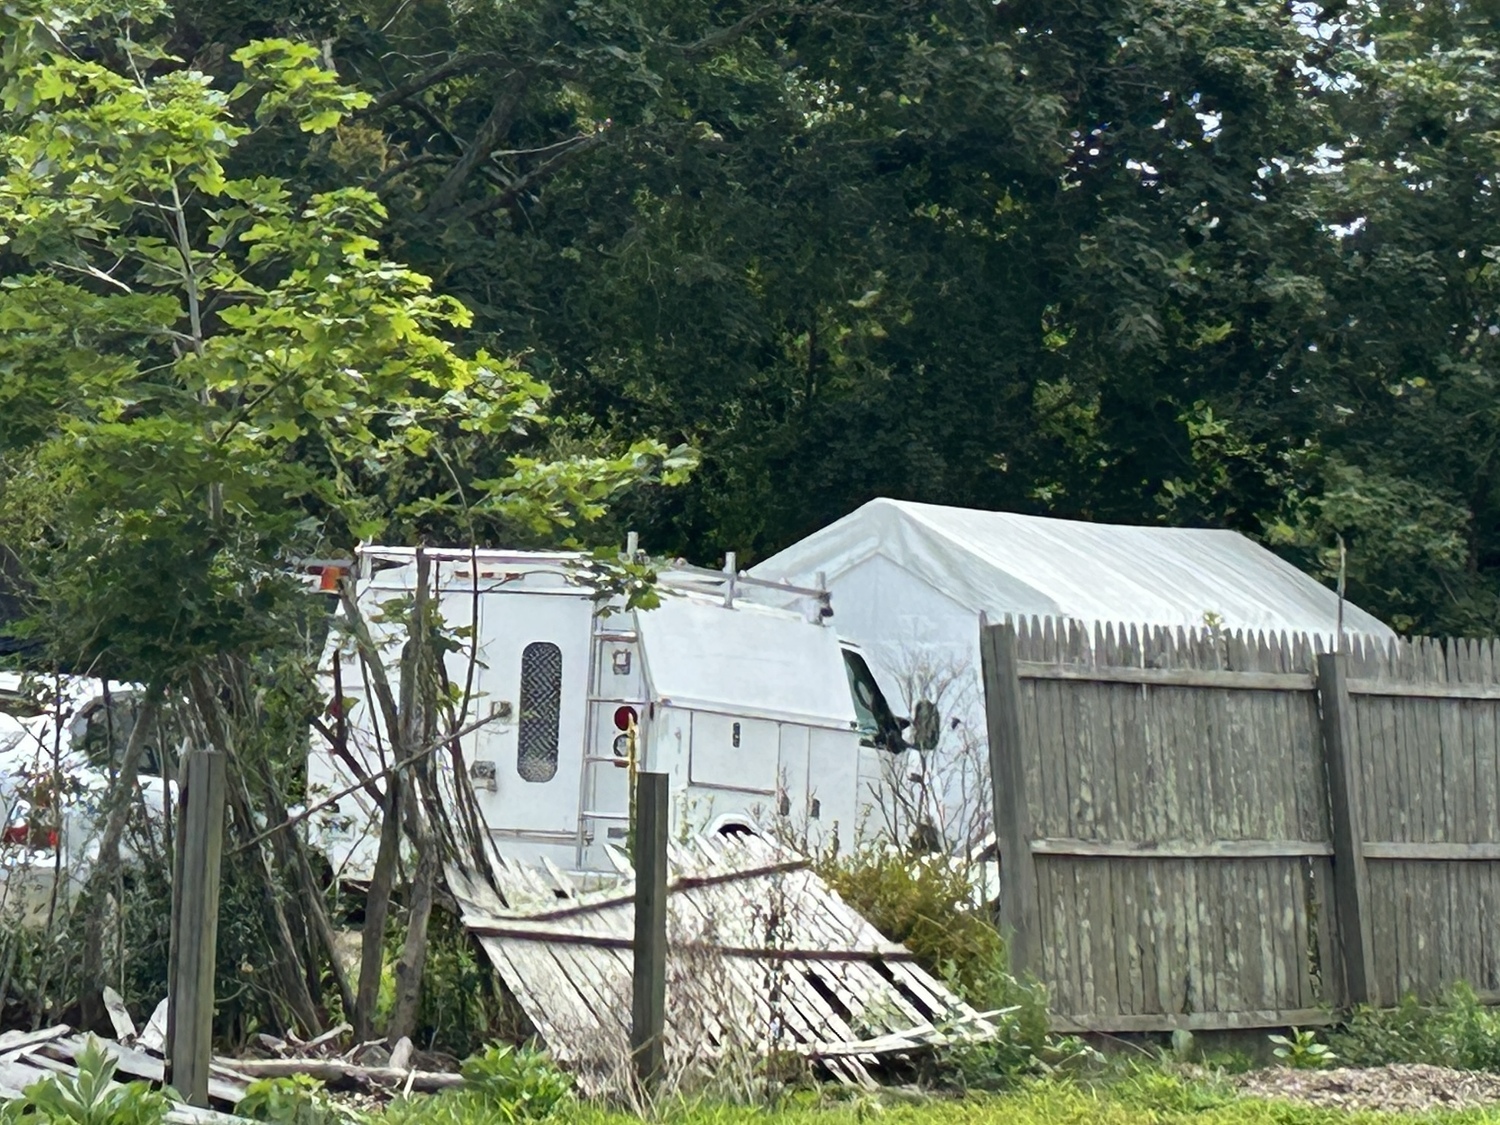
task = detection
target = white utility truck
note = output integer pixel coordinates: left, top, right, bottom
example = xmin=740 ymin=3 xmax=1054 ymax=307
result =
xmin=307 ymin=546 xmax=908 ymax=877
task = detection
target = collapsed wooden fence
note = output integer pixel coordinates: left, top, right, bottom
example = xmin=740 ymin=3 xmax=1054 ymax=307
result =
xmin=981 ymin=617 xmax=1500 ymax=1033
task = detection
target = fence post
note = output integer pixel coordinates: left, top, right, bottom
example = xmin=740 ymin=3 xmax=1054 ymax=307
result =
xmin=166 ymin=745 xmax=227 ymax=1106
xmin=1316 ymin=651 xmax=1376 ymax=1007
xmin=631 ymin=770 xmax=669 ymax=1093
xmin=981 ymin=619 xmax=1039 ymax=976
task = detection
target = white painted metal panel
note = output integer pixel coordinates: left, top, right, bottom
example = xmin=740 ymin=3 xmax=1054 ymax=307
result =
xmin=688 ymin=712 xmax=778 ymax=794
xmin=636 ymin=596 xmax=856 ymax=729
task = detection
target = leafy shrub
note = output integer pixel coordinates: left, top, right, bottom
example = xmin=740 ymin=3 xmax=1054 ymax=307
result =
xmin=383 ymin=1046 xmax=569 ymax=1125
xmin=237 ymin=1076 xmax=361 ymax=1125
xmin=0 ymin=1039 xmax=170 ymax=1125
xmin=1268 ymin=1029 xmax=1335 ymax=1070
xmin=416 ymin=911 xmax=520 ymax=1058
xmin=459 ymin=1044 xmax=571 ymax=1119
xmin=823 ymin=848 xmax=1059 ymax=1088
xmin=1330 ymin=982 xmax=1500 ymax=1070
xmin=823 ymin=850 xmax=1012 ymax=1004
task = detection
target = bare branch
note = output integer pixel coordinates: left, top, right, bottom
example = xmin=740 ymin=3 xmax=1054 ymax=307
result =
xmin=230 ymin=706 xmax=503 ymax=856
xmin=362 ymin=52 xmax=508 ymax=116
xmin=424 ymin=70 xmax=531 ymax=215
xmin=454 ymin=130 xmax=608 ymax=223
xmin=669 ymin=0 xmax=858 ymax=58
xmin=673 ymin=3 xmax=783 ymax=57
xmin=369 ymin=152 xmax=456 ymax=190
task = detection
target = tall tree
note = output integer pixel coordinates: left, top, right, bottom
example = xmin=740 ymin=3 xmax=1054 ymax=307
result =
xmin=0 ymin=0 xmax=689 ymax=1033
xmin=128 ymin=0 xmax=1500 ymax=632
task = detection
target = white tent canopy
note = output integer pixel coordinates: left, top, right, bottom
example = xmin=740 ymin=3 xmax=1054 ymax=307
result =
xmin=750 ymin=499 xmax=1393 ymax=844
xmin=752 ymin=498 xmax=1392 ymax=644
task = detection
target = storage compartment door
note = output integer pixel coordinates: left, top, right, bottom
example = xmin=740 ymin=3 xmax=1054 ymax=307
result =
xmin=688 ymin=713 xmax=777 ymax=794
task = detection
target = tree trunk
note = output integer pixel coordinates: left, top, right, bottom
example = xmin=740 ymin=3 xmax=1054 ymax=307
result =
xmin=79 ymin=692 xmax=161 ymax=1032
xmin=353 ymin=773 xmax=402 ymax=1043
xmin=385 ymin=814 xmax=439 ymax=1044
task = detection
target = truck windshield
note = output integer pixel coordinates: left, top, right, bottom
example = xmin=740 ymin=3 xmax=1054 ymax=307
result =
xmin=841 ymin=650 xmax=902 ymax=750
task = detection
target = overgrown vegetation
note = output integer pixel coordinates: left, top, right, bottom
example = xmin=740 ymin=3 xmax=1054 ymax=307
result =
xmin=822 ymin=848 xmax=1062 ymax=1087
xmin=381 ymin=1047 xmax=572 ymax=1125
xmin=0 ymin=0 xmax=688 ymax=1045
xmin=0 ymin=1039 xmax=171 ymax=1125
xmin=407 ymin=1080 xmax=1500 ymax=1125
xmin=1330 ymin=985 xmax=1500 ymax=1072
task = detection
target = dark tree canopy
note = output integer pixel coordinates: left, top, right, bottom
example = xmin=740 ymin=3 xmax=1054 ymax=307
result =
xmin=39 ymin=0 xmax=1500 ymax=635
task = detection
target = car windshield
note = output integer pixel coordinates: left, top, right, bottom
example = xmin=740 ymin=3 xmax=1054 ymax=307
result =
xmin=842 ymin=650 xmax=899 ymax=747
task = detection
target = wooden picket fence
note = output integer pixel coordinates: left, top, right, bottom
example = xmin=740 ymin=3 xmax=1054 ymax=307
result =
xmin=981 ymin=617 xmax=1500 ymax=1032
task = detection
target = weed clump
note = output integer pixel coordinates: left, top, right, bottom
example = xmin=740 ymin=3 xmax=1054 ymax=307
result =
xmin=385 ymin=1045 xmax=570 ymax=1125
xmin=237 ymin=1076 xmax=361 ymax=1125
xmin=1330 ymin=983 xmax=1500 ymax=1071
xmin=821 ymin=847 xmax=1065 ymax=1087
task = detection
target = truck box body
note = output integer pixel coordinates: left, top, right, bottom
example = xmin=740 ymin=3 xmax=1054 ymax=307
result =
xmin=308 ymin=548 xmax=897 ymax=877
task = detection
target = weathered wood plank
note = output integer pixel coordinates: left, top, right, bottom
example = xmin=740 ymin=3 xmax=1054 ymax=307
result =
xmin=168 ymin=746 xmax=228 ymax=1107
xmin=981 ymin=620 xmax=1040 ymax=977
xmin=1050 ymin=1007 xmax=1335 ymax=1034
xmin=1349 ymin=679 xmax=1500 ymax=701
xmin=1029 ymin=838 xmax=1334 ymax=859
xmin=1317 ymin=652 xmax=1377 ymax=1007
xmin=1017 ymin=663 xmax=1312 ymax=691
xmin=1363 ymin=841 xmax=1500 ymax=861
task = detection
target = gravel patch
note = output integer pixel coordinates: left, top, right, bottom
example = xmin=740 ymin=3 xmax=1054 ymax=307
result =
xmin=1235 ymin=1064 xmax=1500 ymax=1114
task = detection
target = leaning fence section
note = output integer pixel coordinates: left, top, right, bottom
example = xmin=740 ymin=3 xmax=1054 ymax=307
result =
xmin=981 ymin=618 xmax=1500 ymax=1034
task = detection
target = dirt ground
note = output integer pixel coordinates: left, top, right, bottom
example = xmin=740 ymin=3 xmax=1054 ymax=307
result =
xmin=1235 ymin=1064 xmax=1500 ymax=1114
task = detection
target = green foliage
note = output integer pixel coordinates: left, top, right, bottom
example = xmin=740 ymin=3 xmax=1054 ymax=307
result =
xmin=458 ymin=1045 xmax=571 ymax=1120
xmin=1330 ymin=983 xmax=1500 ymax=1071
xmin=237 ymin=1076 xmax=358 ymax=1125
xmin=823 ymin=849 xmax=1053 ymax=1087
xmin=411 ymin=910 xmax=517 ymax=1059
xmin=1267 ymin=1029 xmax=1335 ymax=1070
xmin=2 ymin=1038 xmax=171 ymax=1125
xmin=0 ymin=1 xmax=690 ymax=684
xmin=383 ymin=1046 xmax=569 ymax=1125
xmin=824 ymin=851 xmax=1033 ymax=1013
xmin=373 ymin=1080 xmax=1492 ymax=1125
xmin=26 ymin=0 xmax=1500 ymax=639
xmin=1110 ymin=1067 xmax=1239 ymax=1115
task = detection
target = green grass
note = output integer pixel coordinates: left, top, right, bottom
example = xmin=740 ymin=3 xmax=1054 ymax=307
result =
xmin=382 ymin=1074 xmax=1500 ymax=1125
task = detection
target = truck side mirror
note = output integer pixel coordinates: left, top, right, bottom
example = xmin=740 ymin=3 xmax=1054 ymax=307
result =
xmin=912 ymin=699 xmax=940 ymax=754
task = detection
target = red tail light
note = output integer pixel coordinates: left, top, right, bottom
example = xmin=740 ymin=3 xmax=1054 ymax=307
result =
xmin=319 ymin=566 xmax=343 ymax=592
xmin=2 ymin=823 xmax=58 ymax=849
xmin=613 ymin=706 xmax=637 ymax=730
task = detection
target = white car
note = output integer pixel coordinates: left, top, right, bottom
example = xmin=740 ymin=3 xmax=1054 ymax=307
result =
xmin=0 ymin=674 xmax=177 ymax=926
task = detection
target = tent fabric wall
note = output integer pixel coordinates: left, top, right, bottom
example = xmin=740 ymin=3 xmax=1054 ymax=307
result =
xmin=750 ymin=498 xmax=1395 ymax=846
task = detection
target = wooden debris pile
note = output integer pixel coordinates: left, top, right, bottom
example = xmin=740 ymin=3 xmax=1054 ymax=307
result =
xmin=447 ymin=831 xmax=1001 ymax=1093
xmin=0 ymin=993 xmax=461 ymax=1118
xmin=0 ymin=1019 xmax=250 ymax=1124
xmin=241 ymin=1025 xmax=462 ymax=1095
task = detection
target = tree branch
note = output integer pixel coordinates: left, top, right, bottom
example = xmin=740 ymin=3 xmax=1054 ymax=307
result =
xmin=454 ymin=130 xmax=607 ymax=223
xmin=424 ymin=71 xmax=531 ymax=214
xmin=669 ymin=0 xmax=858 ymax=58
xmin=673 ymin=3 xmax=783 ymax=57
xmin=362 ymin=52 xmax=509 ymax=116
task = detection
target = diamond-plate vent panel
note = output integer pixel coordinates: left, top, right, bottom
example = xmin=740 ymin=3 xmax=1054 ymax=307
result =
xmin=517 ymin=641 xmax=562 ymax=782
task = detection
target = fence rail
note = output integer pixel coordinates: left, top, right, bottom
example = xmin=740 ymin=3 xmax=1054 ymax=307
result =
xmin=981 ymin=617 xmax=1500 ymax=1033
